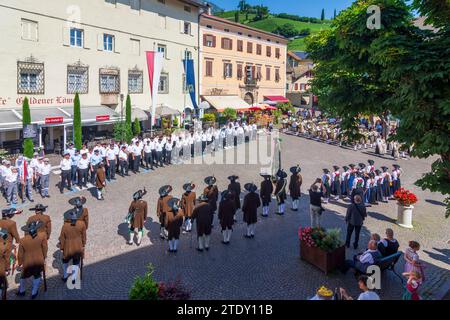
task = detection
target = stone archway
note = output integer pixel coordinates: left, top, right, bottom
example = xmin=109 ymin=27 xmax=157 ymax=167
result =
xmin=244 ymin=92 xmax=254 ymax=105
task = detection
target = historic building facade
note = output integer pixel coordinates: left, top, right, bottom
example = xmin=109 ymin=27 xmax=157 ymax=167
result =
xmin=199 ymin=13 xmax=288 ymax=111
xmin=0 ymin=0 xmax=203 ymax=149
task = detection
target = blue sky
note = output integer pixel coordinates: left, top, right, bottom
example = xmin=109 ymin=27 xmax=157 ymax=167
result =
xmin=210 ymin=0 xmax=355 ymax=19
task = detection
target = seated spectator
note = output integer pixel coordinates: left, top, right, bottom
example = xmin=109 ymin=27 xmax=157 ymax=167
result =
xmin=378 ymin=228 xmax=400 ymax=257
xmin=309 ymin=286 xmax=335 ymax=300
xmin=342 ymin=240 xmax=382 ymax=274
xmin=339 ymin=275 xmax=381 ymax=300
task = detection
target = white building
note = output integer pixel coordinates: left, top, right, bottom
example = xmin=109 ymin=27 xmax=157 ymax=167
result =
xmin=0 ymin=0 xmax=204 ymax=151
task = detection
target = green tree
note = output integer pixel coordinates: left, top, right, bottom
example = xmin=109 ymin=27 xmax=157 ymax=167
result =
xmin=334 ymin=8 xmax=337 ymax=19
xmin=222 ymin=108 xmax=237 ymax=121
xmin=307 ymin=0 xmax=450 ymax=217
xmin=238 ymin=0 xmax=247 ymax=13
xmin=113 ymin=122 xmax=133 ymax=143
xmin=125 ymin=94 xmax=132 ymax=129
xmin=321 ymin=8 xmax=325 ymax=21
xmin=234 ymin=11 xmax=240 ymax=22
xmin=73 ymin=93 xmax=82 ymax=150
xmin=274 ymin=23 xmax=298 ymax=38
xmin=254 ymin=5 xmax=269 ymax=21
xmin=133 ymin=118 xmax=141 ymax=136
xmin=22 ymin=97 xmax=34 ymax=158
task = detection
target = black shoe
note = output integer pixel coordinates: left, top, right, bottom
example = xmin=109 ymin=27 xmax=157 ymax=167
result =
xmin=72 ymin=279 xmax=76 ymax=285
xmin=251 ymin=235 xmax=255 ymax=238
xmin=205 ymin=247 xmax=209 ymax=251
xmin=31 ymin=292 xmax=39 ymax=299
xmin=62 ymin=277 xmax=68 ymax=283
xmin=29 ymin=199 xmax=34 ymax=203
xmin=353 ymin=243 xmax=359 ymax=250
xmin=196 ymin=248 xmax=204 ymax=252
xmin=173 ymin=249 xmax=177 ymax=253
xmin=222 ymin=241 xmax=227 ymax=244
xmin=167 ymin=249 xmax=173 ymax=253
xmin=244 ymin=235 xmax=251 ymax=239
xmin=46 ymin=195 xmax=51 ymax=198
xmin=16 ymin=291 xmax=26 ymax=297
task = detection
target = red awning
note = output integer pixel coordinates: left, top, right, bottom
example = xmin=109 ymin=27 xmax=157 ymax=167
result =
xmin=264 ymin=96 xmax=290 ymax=103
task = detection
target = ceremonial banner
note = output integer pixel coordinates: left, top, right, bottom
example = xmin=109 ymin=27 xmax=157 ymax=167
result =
xmin=146 ymin=51 xmax=164 ymax=125
xmin=182 ymin=58 xmax=198 ymax=109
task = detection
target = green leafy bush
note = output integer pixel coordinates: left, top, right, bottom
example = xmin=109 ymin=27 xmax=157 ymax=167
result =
xmin=222 ymin=108 xmax=237 ymax=121
xmin=133 ymin=118 xmax=141 ymax=136
xmin=129 ymin=265 xmax=159 ymax=300
xmin=202 ymin=113 xmax=216 ymax=122
xmin=113 ymin=122 xmax=133 ymax=143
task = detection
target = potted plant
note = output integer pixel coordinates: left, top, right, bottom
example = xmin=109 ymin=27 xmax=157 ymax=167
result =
xmin=298 ymin=227 xmax=345 ymax=274
xmin=394 ymin=188 xmax=418 ymax=229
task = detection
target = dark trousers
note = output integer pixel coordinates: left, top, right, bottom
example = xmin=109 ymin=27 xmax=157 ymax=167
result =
xmin=107 ymin=160 xmax=116 ymax=180
xmin=202 ymin=141 xmax=206 ymax=153
xmin=78 ymin=168 xmax=88 ymax=188
xmin=156 ymin=151 xmax=163 ymax=167
xmin=165 ymin=150 xmax=172 ymax=165
xmin=60 ymin=170 xmax=72 ymax=192
xmin=133 ymin=156 xmax=141 ymax=172
xmin=71 ymin=165 xmax=78 ymax=184
xmin=144 ymin=152 xmax=153 ymax=169
xmin=120 ymin=160 xmax=129 ymax=176
xmin=90 ymin=165 xmax=98 ymax=184
xmin=345 ymin=224 xmax=362 ymax=247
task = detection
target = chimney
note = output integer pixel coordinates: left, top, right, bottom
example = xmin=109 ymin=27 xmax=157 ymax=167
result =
xmin=205 ymin=2 xmax=212 ymax=15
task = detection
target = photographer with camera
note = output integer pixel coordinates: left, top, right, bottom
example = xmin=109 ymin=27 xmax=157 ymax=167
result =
xmin=309 ymin=179 xmax=325 ymax=228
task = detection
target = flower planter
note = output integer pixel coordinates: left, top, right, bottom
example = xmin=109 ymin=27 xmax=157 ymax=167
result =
xmin=397 ymin=203 xmax=414 ymax=229
xmin=300 ymin=241 xmax=345 ymax=275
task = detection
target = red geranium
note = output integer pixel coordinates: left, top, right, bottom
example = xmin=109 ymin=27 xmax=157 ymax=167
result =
xmin=394 ymin=188 xmax=418 ymax=206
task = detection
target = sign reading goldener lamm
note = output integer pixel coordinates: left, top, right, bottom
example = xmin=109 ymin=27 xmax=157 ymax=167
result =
xmin=45 ymin=117 xmax=64 ymax=124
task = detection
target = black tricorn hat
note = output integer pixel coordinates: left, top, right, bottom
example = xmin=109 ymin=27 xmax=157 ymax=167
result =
xmin=375 ymin=169 xmax=381 ymax=175
xmin=227 ymin=175 xmax=239 ymax=181
xmin=63 ymin=209 xmax=82 ymax=222
xmin=358 ymin=163 xmax=366 ymax=169
xmin=381 ymin=166 xmax=389 ymax=172
xmin=221 ymin=190 xmax=233 ymax=201
xmin=322 ymin=168 xmax=330 ymax=174
xmin=167 ymin=198 xmax=180 ymax=210
xmin=276 ymin=169 xmax=287 ymax=179
xmin=183 ymin=182 xmax=195 ymax=192
xmin=393 ymin=164 xmax=401 ymax=169
xmin=244 ymin=183 xmax=258 ymax=193
xmin=159 ymin=185 xmax=173 ymax=197
xmin=29 ymin=204 xmax=48 ymax=212
xmin=68 ymin=196 xmax=86 ymax=207
xmin=198 ymin=194 xmax=209 ymax=202
xmin=133 ymin=188 xmax=147 ymax=200
xmin=333 ymin=165 xmax=340 ymax=171
xmin=290 ymin=165 xmax=301 ymax=174
xmin=349 ymin=164 xmax=356 ymax=168
xmin=2 ymin=208 xmax=17 ymax=218
xmin=260 ymin=173 xmax=272 ymax=179
xmin=368 ymin=159 xmax=375 ymax=165
xmin=21 ymin=220 xmax=43 ymax=235
xmin=343 ymin=166 xmax=349 ymax=171
xmin=204 ymin=176 xmax=217 ymax=186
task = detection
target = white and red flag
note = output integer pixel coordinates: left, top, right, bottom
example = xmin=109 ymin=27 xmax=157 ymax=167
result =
xmin=145 ymin=51 xmax=164 ymax=126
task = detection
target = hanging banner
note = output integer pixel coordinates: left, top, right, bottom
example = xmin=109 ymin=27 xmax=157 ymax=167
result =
xmin=182 ymin=58 xmax=198 ymax=109
xmin=146 ymin=51 xmax=164 ymax=125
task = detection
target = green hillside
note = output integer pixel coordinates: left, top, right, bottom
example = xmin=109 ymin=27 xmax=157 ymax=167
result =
xmin=216 ymin=12 xmax=331 ymax=51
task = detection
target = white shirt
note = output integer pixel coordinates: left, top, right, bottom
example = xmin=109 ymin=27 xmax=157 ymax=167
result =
xmin=165 ymin=141 xmax=173 ymax=151
xmin=30 ymin=158 xmax=39 ymax=169
xmin=359 ymin=249 xmax=378 ymax=264
xmin=106 ymin=148 xmax=116 ymax=161
xmin=77 ymin=158 xmax=90 ymax=170
xmin=66 ymin=148 xmax=76 ymax=157
xmin=41 ymin=164 xmax=52 ymax=175
xmin=144 ymin=144 xmax=152 ymax=153
xmin=5 ymin=170 xmax=18 ymax=183
xmin=60 ymin=158 xmax=72 ymax=171
xmin=119 ymin=150 xmax=128 ymax=161
xmin=358 ymin=291 xmax=380 ymax=300
xmin=0 ymin=165 xmax=9 ymax=177
xmin=114 ymin=145 xmax=120 ymax=156
xmin=131 ymin=145 xmax=141 ymax=156
xmin=155 ymin=142 xmax=163 ymax=152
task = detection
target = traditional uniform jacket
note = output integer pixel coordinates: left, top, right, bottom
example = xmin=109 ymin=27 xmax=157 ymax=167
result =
xmin=274 ymin=179 xmax=287 ymax=204
xmin=165 ymin=208 xmax=184 ymax=240
xmin=192 ymin=202 xmax=213 ymax=237
xmin=157 ymin=195 xmax=173 ymax=225
xmin=289 ymin=173 xmax=303 ymax=199
xmin=181 ymin=192 xmax=196 ymax=218
xmin=0 ymin=241 xmax=7 ymax=279
xmin=0 ymin=219 xmax=20 ymax=257
xmin=260 ymin=179 xmax=273 ymax=205
xmin=18 ymin=233 xmax=47 ymax=278
xmin=227 ymin=181 xmax=241 ymax=209
xmin=242 ymin=192 xmax=261 ymax=225
xmin=96 ymin=167 xmax=106 ymax=189
xmin=129 ymin=199 xmax=148 ymax=230
xmin=218 ymin=198 xmax=236 ymax=230
xmin=203 ymin=186 xmax=219 ymax=212
xmin=26 ymin=214 xmax=52 ymax=240
xmin=81 ymin=208 xmax=89 ymax=229
xmin=59 ymin=220 xmax=87 ymax=260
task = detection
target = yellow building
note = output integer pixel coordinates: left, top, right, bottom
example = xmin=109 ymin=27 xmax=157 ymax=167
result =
xmin=199 ymin=13 xmax=288 ymax=112
xmin=286 ymin=51 xmax=316 ymax=108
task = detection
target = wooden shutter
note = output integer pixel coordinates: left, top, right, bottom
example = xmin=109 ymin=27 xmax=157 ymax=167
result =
xmin=203 ymin=34 xmax=207 ymax=46
xmin=212 ymin=35 xmax=216 ymax=47
xmin=97 ymin=33 xmax=104 ymax=51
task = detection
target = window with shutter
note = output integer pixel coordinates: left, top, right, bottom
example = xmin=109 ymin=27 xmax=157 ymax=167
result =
xmin=247 ymin=42 xmax=253 ymax=53
xmin=266 ymin=67 xmax=271 ymax=81
xmin=266 ymin=46 xmax=272 ymax=57
xmin=205 ymin=60 xmax=213 ymax=77
xmin=275 ymin=69 xmax=280 ymax=82
xmin=237 ymin=64 xmax=243 ymax=80
xmin=256 ymin=44 xmax=262 ymax=55
xmin=222 ymin=38 xmax=232 ymax=50
xmin=237 ymin=40 xmax=243 ymax=52
xmin=257 ymin=66 xmax=262 ymax=81
xmin=275 ymin=48 xmax=281 ymax=59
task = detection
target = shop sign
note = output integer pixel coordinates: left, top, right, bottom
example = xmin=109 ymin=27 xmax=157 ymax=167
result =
xmin=45 ymin=117 xmax=64 ymax=124
xmin=96 ymin=115 xmax=110 ymax=122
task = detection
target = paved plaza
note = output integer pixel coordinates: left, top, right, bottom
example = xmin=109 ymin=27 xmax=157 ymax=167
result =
xmin=3 ymin=131 xmax=449 ymax=300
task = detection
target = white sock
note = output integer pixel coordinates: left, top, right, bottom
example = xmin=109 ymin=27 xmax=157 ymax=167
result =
xmin=198 ymin=236 xmax=204 ymax=250
xmin=250 ymin=224 xmax=255 ymax=236
xmin=128 ymin=231 xmax=134 ymax=244
xmin=31 ymin=277 xmax=41 ymax=295
xmin=137 ymin=230 xmax=143 ymax=244
xmin=247 ymin=225 xmax=251 ymax=236
xmin=169 ymin=240 xmax=174 ymax=251
xmin=205 ymin=235 xmax=210 ymax=248
xmin=227 ymin=230 xmax=232 ymax=242
xmin=71 ymin=265 xmax=79 ymax=282
xmin=222 ymin=230 xmax=227 ymax=242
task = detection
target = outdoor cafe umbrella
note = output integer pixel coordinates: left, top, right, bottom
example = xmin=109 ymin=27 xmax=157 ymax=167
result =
xmin=265 ymin=105 xmax=278 ymax=111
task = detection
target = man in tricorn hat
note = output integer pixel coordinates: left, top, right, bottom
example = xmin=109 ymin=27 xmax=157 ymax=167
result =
xmin=203 ymin=176 xmax=219 ymax=226
xmin=16 ymin=221 xmax=47 ymax=299
xmin=157 ymin=185 xmax=173 ymax=239
xmin=192 ymin=194 xmax=214 ymax=252
xmin=274 ymin=169 xmax=287 ymax=215
xmin=331 ymin=165 xmax=341 ymax=201
xmin=242 ymin=183 xmax=261 ymax=238
xmin=289 ymin=166 xmax=303 ymax=211
xmin=59 ymin=209 xmax=86 ymax=286
xmin=260 ymin=173 xmax=273 ymax=217
xmin=127 ymin=189 xmax=148 ymax=246
xmin=69 ymin=196 xmax=89 ymax=229
xmin=165 ymin=198 xmax=184 ymax=253
xmin=321 ymin=169 xmax=331 ymax=203
xmin=227 ymin=175 xmax=241 ymax=216
xmin=27 ymin=204 xmax=51 ymax=240
xmin=181 ymin=182 xmax=196 ymax=233
xmin=95 ymin=162 xmax=106 ymax=201
xmin=218 ymin=190 xmax=236 ymax=244
xmin=0 ymin=208 xmax=20 ymax=275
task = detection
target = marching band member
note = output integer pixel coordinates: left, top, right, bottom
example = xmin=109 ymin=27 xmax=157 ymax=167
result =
xmin=289 ymin=166 xmax=302 ymax=211
xmin=181 ymin=182 xmax=196 ymax=233
xmin=242 ymin=183 xmax=261 ymax=239
xmin=274 ymin=169 xmax=288 ymax=215
xmin=126 ymin=189 xmax=148 ymax=246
